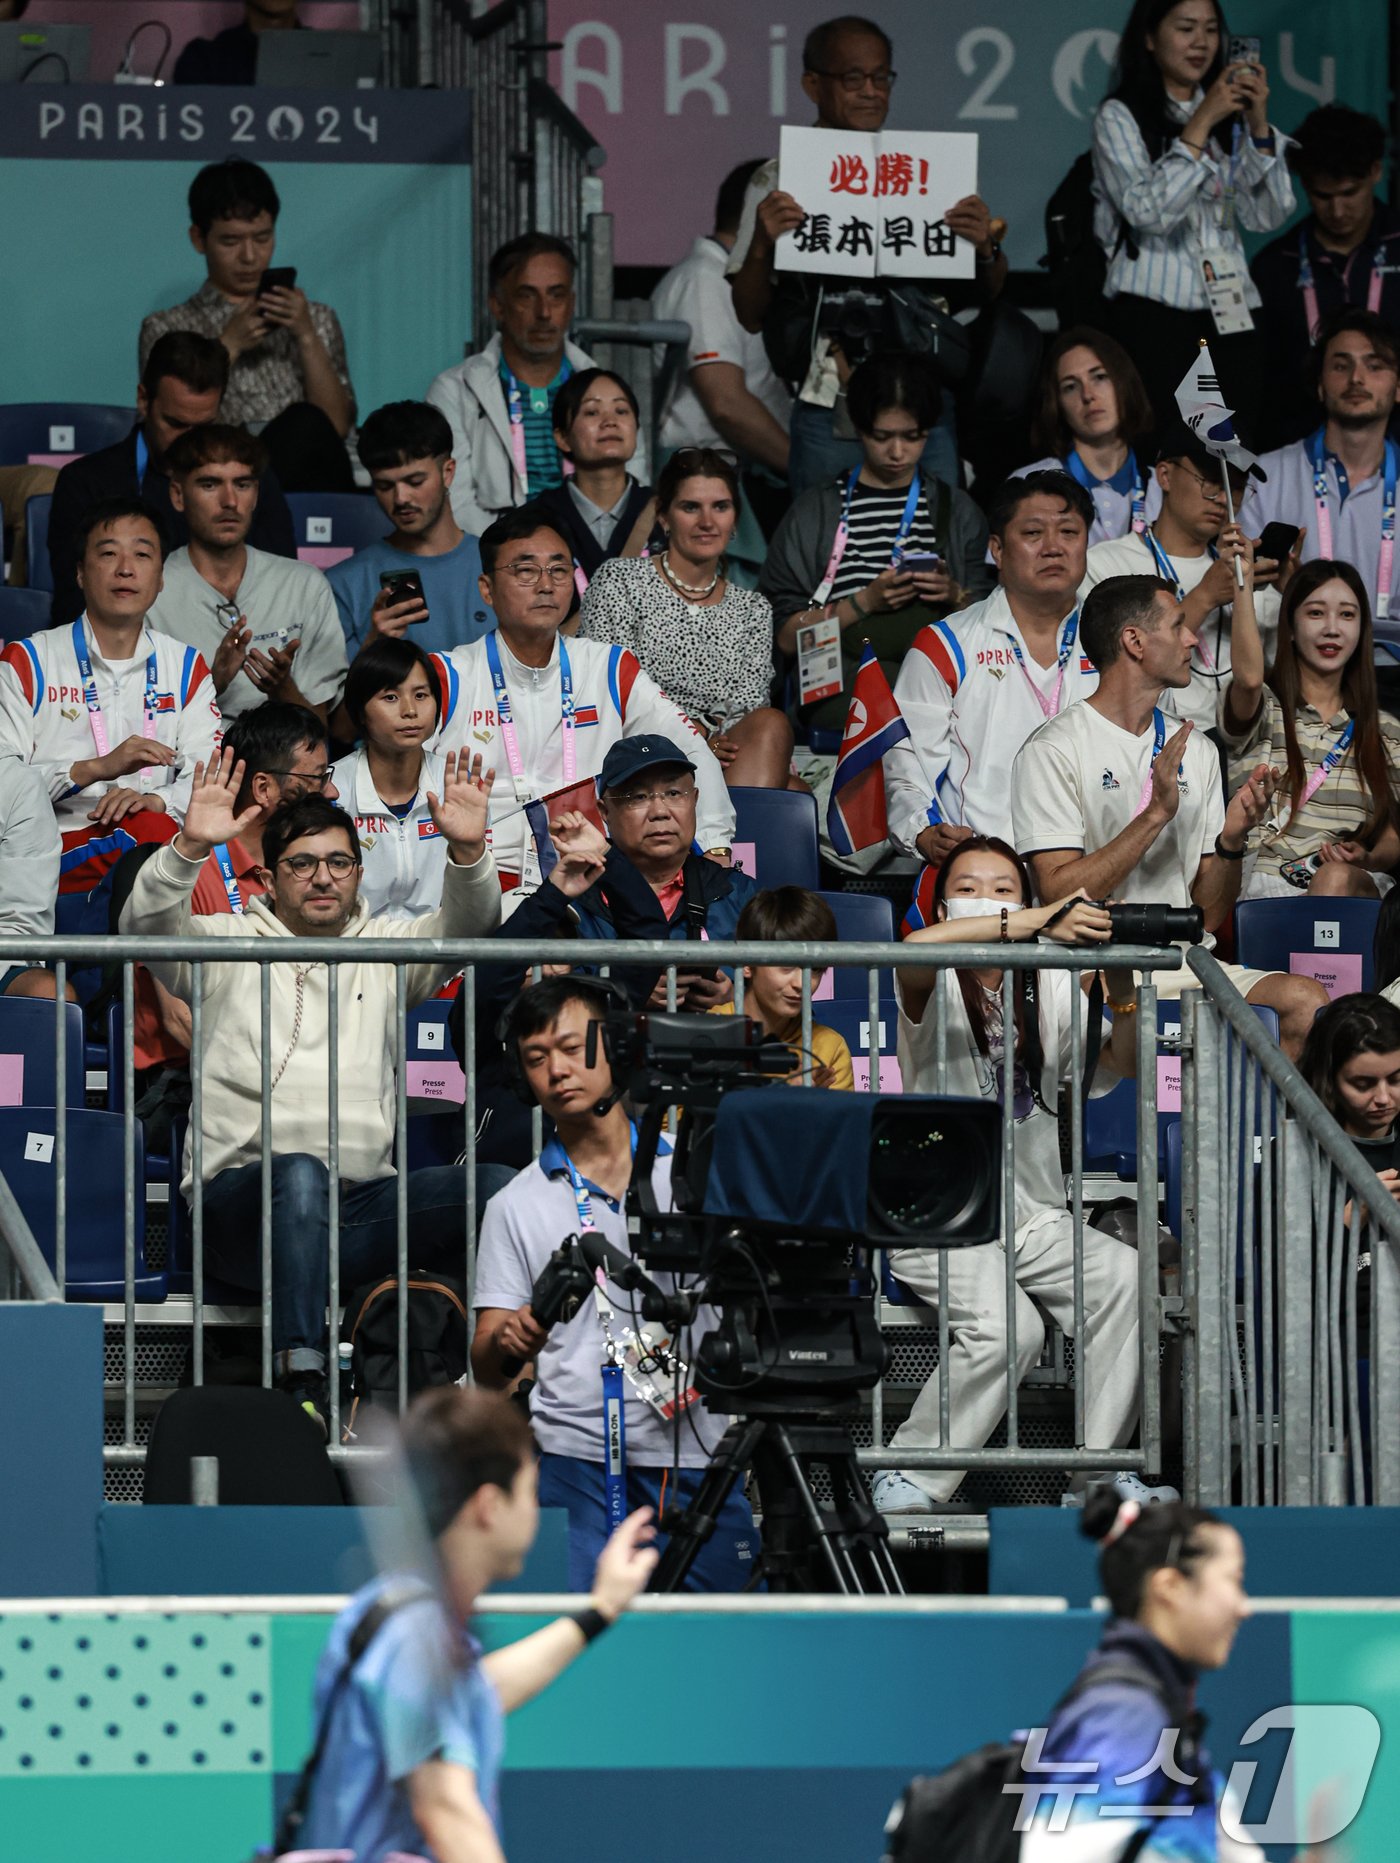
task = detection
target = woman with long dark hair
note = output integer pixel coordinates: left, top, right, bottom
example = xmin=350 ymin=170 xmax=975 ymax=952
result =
xmin=1093 ymin=0 xmax=1294 ymax=432
xmin=1221 ymin=556 xmax=1400 ymax=898
xmin=1016 ymin=326 xmax=1162 ymax=545
xmin=873 ymin=837 xmax=1173 ymax=1517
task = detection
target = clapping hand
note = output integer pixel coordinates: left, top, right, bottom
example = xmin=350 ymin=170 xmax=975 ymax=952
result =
xmin=426 ymin=750 xmax=495 ymax=862
xmin=246 ymin=637 xmax=300 ymax=698
xmin=175 ymin=749 xmax=266 ymax=860
xmin=548 ymin=810 xmax=609 ymax=898
xmin=589 ymin=1506 xmax=659 ymax=1618
xmin=1147 ymin=721 xmax=1195 ymax=824
xmin=1222 ymin=761 xmax=1278 ymax=849
xmin=211 ymin=616 xmax=253 ymax=696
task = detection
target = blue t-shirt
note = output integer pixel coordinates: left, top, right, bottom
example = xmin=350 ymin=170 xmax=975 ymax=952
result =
xmin=297 ymin=1574 xmax=506 ymax=1862
xmin=327 ymin=534 xmax=497 ymax=660
xmin=498 ymin=358 xmax=568 ymax=496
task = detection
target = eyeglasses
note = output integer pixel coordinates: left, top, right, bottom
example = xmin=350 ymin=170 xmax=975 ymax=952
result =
xmin=1174 ymin=463 xmax=1247 ymax=504
xmin=606 ymin=784 xmax=695 ymax=813
xmin=277 ymin=851 xmax=360 ymax=880
xmin=266 ymin=767 xmax=335 ymax=787
xmin=809 ymin=65 xmax=897 ymax=91
xmin=496 ymin=561 xmax=573 ymax=586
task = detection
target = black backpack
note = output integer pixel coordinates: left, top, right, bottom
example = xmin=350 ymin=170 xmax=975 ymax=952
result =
xmin=1040 ymin=150 xmax=1136 ymax=332
xmin=340 ymin=1270 xmax=469 ymax=1436
xmin=881 ymin=1661 xmax=1188 ymax=1863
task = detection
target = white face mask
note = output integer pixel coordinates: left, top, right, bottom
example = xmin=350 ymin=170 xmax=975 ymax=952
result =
xmin=942 ymin=894 xmax=1021 ymax=920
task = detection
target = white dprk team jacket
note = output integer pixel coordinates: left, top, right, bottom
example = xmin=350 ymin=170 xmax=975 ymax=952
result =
xmin=430 ymin=631 xmax=735 ymax=886
xmin=884 ymin=588 xmax=1100 ymax=855
xmin=329 ymin=745 xmax=449 ymax=921
xmin=0 ymin=618 xmax=221 ymax=836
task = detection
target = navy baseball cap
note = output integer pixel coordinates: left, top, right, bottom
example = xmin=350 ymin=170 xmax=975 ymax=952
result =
xmin=597 ymin=734 xmax=697 ymax=794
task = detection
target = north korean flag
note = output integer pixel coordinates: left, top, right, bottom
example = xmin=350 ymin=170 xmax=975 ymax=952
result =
xmin=825 ymin=642 xmax=910 ymax=857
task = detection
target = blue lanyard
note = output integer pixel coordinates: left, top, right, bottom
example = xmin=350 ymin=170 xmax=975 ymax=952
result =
xmin=1065 ymin=449 xmax=1146 ymax=536
xmin=1308 ymin=432 xmax=1397 ymax=620
xmin=134 ymin=430 xmax=149 ymax=486
xmin=72 ymin=619 xmax=159 ymax=756
xmin=1006 ymin=609 xmax=1080 ymax=719
xmin=563 ymin=1130 xmax=637 ymax=1528
xmin=1142 ymin=526 xmax=1216 ymax=600
xmin=888 ymin=475 xmax=923 ymax=566
xmin=212 ymin=843 xmax=244 ymax=915
xmin=503 ymin=359 xmax=571 ymax=496
xmin=485 ymin=630 xmax=576 ymax=807
xmin=561 ymin=1123 xmax=638 ymax=1234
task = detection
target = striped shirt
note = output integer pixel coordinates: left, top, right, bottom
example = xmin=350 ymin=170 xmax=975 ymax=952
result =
xmin=1219 ymin=688 xmax=1400 ymax=873
xmin=828 ymin=481 xmax=943 ymax=603
xmin=1092 ymin=94 xmax=1295 ymax=311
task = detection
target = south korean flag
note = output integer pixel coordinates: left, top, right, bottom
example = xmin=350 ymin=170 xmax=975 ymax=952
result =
xmin=1173 ymin=344 xmax=1265 ymax=480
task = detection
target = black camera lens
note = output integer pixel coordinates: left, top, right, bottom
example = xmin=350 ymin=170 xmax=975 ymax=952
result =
xmin=1106 ymin=903 xmax=1205 ymax=945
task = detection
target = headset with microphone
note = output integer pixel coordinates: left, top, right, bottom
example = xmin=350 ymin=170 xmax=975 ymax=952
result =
xmin=496 ymin=973 xmax=634 ymax=1112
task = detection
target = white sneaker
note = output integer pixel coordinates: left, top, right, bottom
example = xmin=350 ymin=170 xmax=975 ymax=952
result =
xmin=872 ymin=1471 xmax=936 ymax=1515
xmin=1061 ymin=1471 xmax=1181 ymax=1508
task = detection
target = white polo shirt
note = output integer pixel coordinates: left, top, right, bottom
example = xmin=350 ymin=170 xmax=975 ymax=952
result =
xmin=1012 ymin=698 xmax=1225 ymax=909
xmin=329 ymin=745 xmax=448 ymax=921
xmin=149 ymin=544 xmax=348 ymax=719
xmin=1242 ymin=432 xmax=1400 ymax=624
xmin=652 ymin=235 xmax=792 ymax=452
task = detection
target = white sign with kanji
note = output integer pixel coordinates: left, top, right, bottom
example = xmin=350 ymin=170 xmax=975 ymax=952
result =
xmin=775 ymin=127 xmax=979 ymax=281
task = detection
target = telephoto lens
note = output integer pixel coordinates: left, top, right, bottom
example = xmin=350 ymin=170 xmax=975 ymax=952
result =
xmin=1106 ymin=903 xmax=1206 ymax=945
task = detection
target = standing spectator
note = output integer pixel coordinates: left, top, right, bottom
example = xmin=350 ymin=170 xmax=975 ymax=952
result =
xmin=1011 ymin=573 xmax=1327 ymax=1057
xmin=531 ymin=370 xmax=653 ymax=585
xmin=331 ymin=638 xmax=451 ymax=920
xmin=473 ymin=975 xmax=758 ymax=1591
xmin=1251 ymin=107 xmax=1399 ymax=450
xmin=173 ymin=0 xmax=303 ymax=85
xmin=885 ymin=471 xmax=1097 ymax=866
xmin=726 ymin=12 xmax=1006 ymax=493
xmin=580 ymin=450 xmax=792 ymax=790
xmin=1082 ymin=423 xmax=1283 ymax=731
xmin=432 ymin=510 xmax=734 ymax=895
xmin=147 ymin=424 xmax=347 ymax=724
xmin=0 ymin=760 xmax=62 ymax=1001
xmin=427 ymin=235 xmax=647 ymax=535
xmin=327 ymin=401 xmax=494 ymax=663
xmin=1013 ymin=327 xmax=1162 ymax=546
xmin=1243 ymin=310 xmax=1400 ymax=626
xmin=121 ymin=749 xmax=503 ymax=1424
xmin=48 ymin=332 xmax=296 ymax=629
xmin=652 ymin=159 xmax=793 ymax=537
xmin=762 ymin=354 xmax=992 ymax=737
xmin=1092 ymin=0 xmax=1293 ymax=433
xmin=1220 ymin=558 xmax=1400 ymax=900
xmin=730 ymin=888 xmax=853 ymax=1088
xmin=0 ymin=498 xmax=221 ymax=895
xmin=140 ymin=160 xmax=356 ymax=492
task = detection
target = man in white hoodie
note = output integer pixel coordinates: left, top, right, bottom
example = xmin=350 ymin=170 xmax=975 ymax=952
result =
xmin=121 ymin=746 xmax=503 ymax=1422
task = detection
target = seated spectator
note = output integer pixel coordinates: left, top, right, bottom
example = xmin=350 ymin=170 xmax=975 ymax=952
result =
xmin=877 ymin=835 xmax=1159 ymax=1514
xmin=580 ymin=450 xmax=793 ymax=790
xmin=1221 ymin=557 xmax=1400 ymax=900
xmin=1012 ymin=573 xmax=1328 ymax=1058
xmin=652 ymin=158 xmax=792 ymax=536
xmin=762 ymin=353 xmax=992 ymax=735
xmin=1243 ymin=310 xmax=1400 ymax=626
xmin=0 ymin=758 xmax=63 ymax=1000
xmin=331 ymin=638 xmax=450 ymax=919
xmin=1251 ymin=106 xmax=1399 ymax=451
xmin=48 ymin=332 xmax=296 ymax=629
xmin=120 ymin=749 xmax=503 ymax=1425
xmin=1082 ymin=423 xmax=1284 ymax=732
xmin=140 ymin=160 xmax=356 ymax=493
xmin=473 ymin=974 xmax=758 ymax=1591
xmin=327 ymin=401 xmax=494 ymax=664
xmin=428 ymin=235 xmax=647 ymax=534
xmin=0 ymin=498 xmax=221 ymax=895
xmin=431 ymin=510 xmax=734 ymax=895
xmin=148 ymin=424 xmax=346 ymax=723
xmin=173 ymin=0 xmax=303 ymax=85
xmin=729 ymin=887 xmax=853 ymax=1088
xmin=532 ymin=370 xmax=653 ymax=585
xmin=1014 ymin=327 xmax=1162 ymax=546
xmin=886 ymin=471 xmax=1097 ymax=872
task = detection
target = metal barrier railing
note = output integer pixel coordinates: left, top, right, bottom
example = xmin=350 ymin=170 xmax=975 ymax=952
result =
xmin=1183 ymin=948 xmax=1400 ymax=1508
xmin=0 ymin=934 xmax=1197 ymax=1507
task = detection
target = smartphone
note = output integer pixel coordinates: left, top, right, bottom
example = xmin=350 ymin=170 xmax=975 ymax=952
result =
xmin=1280 ymin=852 xmax=1323 ymax=890
xmin=1226 ymin=34 xmax=1261 ymax=68
xmin=899 ymin=552 xmax=943 ymax=575
xmin=256 ymin=265 xmax=297 ymax=298
xmin=1257 ymin=522 xmax=1300 ymax=564
xmin=379 ymin=569 xmax=428 ymax=617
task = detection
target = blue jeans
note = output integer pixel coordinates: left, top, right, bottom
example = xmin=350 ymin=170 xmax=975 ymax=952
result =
xmin=788 ymin=393 xmax=960 ymax=495
xmin=538 ymin=1450 xmax=762 ymax=1593
xmin=201 ymin=1153 xmax=515 ymax=1375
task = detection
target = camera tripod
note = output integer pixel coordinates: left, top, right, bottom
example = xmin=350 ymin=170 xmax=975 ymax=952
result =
xmin=648 ymin=1412 xmax=904 ymax=1595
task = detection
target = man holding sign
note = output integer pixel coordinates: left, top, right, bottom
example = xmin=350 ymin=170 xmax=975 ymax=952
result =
xmin=726 ymin=13 xmax=1006 ymax=493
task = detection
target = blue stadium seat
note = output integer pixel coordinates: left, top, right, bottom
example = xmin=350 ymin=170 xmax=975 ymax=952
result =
xmin=286 ymin=491 xmax=388 ymax=566
xmin=0 ymin=998 xmax=86 ymax=1106
xmin=0 ymin=1106 xmax=165 ymax=1301
xmin=1234 ymin=896 xmax=1379 ymax=999
xmin=729 ymin=786 xmax=820 ymax=889
xmin=0 ymin=403 xmax=135 ymax=467
xmin=814 ymin=889 xmax=895 ymax=999
xmin=807 ymin=997 xmax=902 ymax=1094
xmin=0 ymin=585 xmax=50 ymax=641
xmin=25 ymin=494 xmax=52 ymax=593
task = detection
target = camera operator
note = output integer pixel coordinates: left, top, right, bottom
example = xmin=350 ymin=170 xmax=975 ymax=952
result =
xmin=1011 ymin=573 xmax=1327 ymax=1057
xmin=726 ymin=12 xmax=1007 ymax=493
xmin=472 ymin=977 xmax=760 ymax=1592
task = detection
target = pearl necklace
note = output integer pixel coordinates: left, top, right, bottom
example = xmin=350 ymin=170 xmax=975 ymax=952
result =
xmin=660 ymin=550 xmax=721 ymax=601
